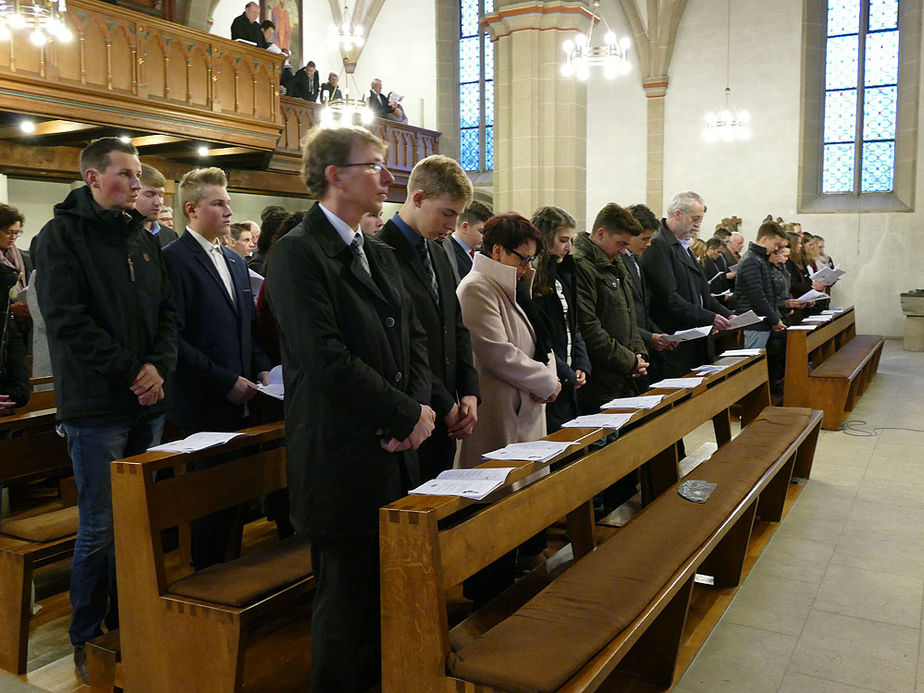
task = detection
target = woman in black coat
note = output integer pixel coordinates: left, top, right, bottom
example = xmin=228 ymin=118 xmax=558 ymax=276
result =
xmin=1 ymin=263 xmax=30 ymax=416
xmin=523 ymin=206 xmax=591 ymax=433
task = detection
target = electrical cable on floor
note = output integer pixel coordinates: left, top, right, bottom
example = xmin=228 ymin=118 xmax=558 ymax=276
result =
xmin=839 ymin=419 xmax=924 ymax=437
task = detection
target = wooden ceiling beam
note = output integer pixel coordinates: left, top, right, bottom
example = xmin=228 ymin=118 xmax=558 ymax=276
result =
xmin=0 ymin=120 xmax=100 ymax=140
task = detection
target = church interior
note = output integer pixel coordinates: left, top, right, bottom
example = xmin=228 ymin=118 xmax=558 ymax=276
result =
xmin=1 ymin=0 xmax=924 ymax=690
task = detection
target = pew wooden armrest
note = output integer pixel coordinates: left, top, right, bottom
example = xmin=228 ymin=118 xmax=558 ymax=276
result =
xmin=783 ymin=307 xmax=883 ymax=430
xmin=111 ymin=422 xmax=313 ymax=693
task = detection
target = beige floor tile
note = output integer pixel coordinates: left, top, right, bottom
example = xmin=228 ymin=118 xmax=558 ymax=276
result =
xmin=788 ymin=609 xmax=917 ymax=692
xmin=751 ymin=535 xmax=835 ymax=585
xmin=722 ymin=572 xmax=818 ymax=635
xmin=832 ymin=528 xmax=924 ymax=578
xmin=867 ymin=441 xmax=924 ymax=465
xmin=813 ymin=563 xmax=923 ymax=628
xmin=854 ymin=475 xmax=924 ymax=509
xmin=877 ymin=427 xmax=924 ymax=447
xmin=842 ymin=500 xmax=924 ymax=541
xmin=676 ymin=623 xmax=797 ymax=693
xmin=779 ymin=671 xmax=883 ymax=692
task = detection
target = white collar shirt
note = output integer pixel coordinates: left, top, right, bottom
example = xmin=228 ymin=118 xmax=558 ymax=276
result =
xmin=187 ymin=226 xmax=236 ymax=304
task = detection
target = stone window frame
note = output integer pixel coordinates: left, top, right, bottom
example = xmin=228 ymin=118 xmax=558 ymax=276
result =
xmin=798 ymin=0 xmax=921 ymax=213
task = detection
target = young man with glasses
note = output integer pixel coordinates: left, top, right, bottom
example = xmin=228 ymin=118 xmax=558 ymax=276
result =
xmin=264 ymin=125 xmax=434 ymax=693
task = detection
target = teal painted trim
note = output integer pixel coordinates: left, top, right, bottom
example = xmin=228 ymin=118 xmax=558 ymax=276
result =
xmin=0 ymin=87 xmax=279 ymax=141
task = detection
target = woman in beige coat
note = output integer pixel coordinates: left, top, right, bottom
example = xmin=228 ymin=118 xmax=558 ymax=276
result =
xmin=457 ymin=214 xmax=560 ymax=469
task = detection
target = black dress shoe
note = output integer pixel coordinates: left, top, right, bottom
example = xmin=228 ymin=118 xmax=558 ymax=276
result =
xmin=74 ymin=643 xmax=90 ymax=685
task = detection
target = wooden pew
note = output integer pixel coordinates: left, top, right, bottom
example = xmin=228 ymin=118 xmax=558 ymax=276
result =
xmin=0 ymin=407 xmax=75 ymax=675
xmin=15 ymin=376 xmax=55 ymax=415
xmin=380 ymin=353 xmax=817 ymax=692
xmin=110 ymin=422 xmax=313 ymax=693
xmin=783 ymin=307 xmax=884 ymax=430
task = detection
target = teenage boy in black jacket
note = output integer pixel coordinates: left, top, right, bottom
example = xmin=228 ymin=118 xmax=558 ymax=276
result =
xmin=34 ymin=137 xmax=177 ymax=684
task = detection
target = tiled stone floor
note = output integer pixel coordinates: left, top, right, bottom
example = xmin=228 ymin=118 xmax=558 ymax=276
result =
xmin=675 ymin=339 xmax=924 ymax=693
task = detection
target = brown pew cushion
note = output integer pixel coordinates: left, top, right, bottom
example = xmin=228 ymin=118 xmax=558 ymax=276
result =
xmin=168 ymin=535 xmax=311 ymax=607
xmin=811 ymin=335 xmax=883 ymax=379
xmin=448 ymin=407 xmax=815 ymax=693
xmin=0 ymin=505 xmax=78 ymax=542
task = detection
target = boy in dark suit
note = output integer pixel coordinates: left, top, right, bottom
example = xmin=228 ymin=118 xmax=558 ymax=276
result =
xmin=378 ymin=155 xmax=480 ymax=481
xmin=163 ymin=167 xmax=271 ymax=569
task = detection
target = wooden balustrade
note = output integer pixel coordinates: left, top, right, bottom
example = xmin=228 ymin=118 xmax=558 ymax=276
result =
xmin=0 ymin=0 xmax=283 ymax=150
xmin=272 ymin=96 xmax=441 ymax=195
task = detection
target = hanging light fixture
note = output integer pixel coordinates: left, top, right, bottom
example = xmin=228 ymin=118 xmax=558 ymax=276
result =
xmin=329 ymin=1 xmax=363 ymax=50
xmin=319 ymin=72 xmax=374 ymax=128
xmin=0 ymin=0 xmax=73 ymax=45
xmin=560 ymin=0 xmax=631 ymax=81
xmin=703 ymin=0 xmax=750 ymax=142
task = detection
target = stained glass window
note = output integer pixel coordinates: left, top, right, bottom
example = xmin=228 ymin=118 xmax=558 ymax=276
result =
xmin=822 ymin=0 xmax=900 ymax=194
xmin=459 ymin=0 xmax=494 ymax=172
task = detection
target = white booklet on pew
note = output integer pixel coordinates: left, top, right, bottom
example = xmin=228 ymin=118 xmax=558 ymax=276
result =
xmin=821 ymin=307 xmax=846 ymax=314
xmin=692 ymin=364 xmax=731 ymax=375
xmin=410 ymin=467 xmax=515 ymax=501
xmin=788 ymin=324 xmax=818 ymax=331
xmin=649 ymin=377 xmax=706 ymax=390
xmin=795 ymin=288 xmax=830 ymax=302
xmin=599 ymin=394 xmax=665 ymax=410
xmin=483 ymin=440 xmax=578 ymax=463
xmin=148 ymin=431 xmax=251 ymax=454
xmin=809 ymin=266 xmax=846 ymax=284
xmin=255 ymin=365 xmax=284 ymax=400
xmin=663 ymin=325 xmax=712 ymax=343
xmin=803 ymin=314 xmax=834 ymax=323
xmin=561 ymin=413 xmax=634 ymax=430
xmin=719 ymin=348 xmax=763 ymax=357
xmin=726 ymin=310 xmax=763 ymax=330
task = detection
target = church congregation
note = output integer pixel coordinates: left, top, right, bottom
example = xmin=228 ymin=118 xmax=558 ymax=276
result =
xmin=0 ymin=0 xmax=919 ymax=691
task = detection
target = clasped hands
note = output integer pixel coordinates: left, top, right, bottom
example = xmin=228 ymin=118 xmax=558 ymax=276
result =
xmin=380 ymin=404 xmax=437 ymax=452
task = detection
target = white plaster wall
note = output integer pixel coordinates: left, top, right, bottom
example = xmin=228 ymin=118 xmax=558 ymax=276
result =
xmin=209 ymin=0 xmax=241 ymax=38
xmin=584 ymin=2 xmax=647 ymax=230
xmin=584 ymin=0 xmax=924 ymax=336
xmin=350 ymin=0 xmax=438 ymax=130
xmin=300 ymin=1 xmax=344 ymax=76
xmin=6 ymin=178 xmax=77 ymax=250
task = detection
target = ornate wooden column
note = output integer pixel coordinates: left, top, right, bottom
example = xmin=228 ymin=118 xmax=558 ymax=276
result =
xmin=484 ymin=1 xmax=591 ymax=228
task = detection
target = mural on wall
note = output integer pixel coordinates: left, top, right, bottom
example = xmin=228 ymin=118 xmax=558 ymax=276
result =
xmin=264 ymin=0 xmax=301 ymax=68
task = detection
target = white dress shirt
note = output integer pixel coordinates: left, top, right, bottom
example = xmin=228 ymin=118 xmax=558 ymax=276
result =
xmin=186 ymin=226 xmax=236 ymax=304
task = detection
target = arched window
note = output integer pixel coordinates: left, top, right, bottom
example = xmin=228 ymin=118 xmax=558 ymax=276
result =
xmin=823 ymin=0 xmax=899 ymax=193
xmin=459 ymin=0 xmax=494 ymax=171
xmin=799 ymin=0 xmax=920 ymax=212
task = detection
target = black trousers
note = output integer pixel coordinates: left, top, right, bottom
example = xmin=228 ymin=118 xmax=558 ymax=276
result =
xmin=310 ymin=535 xmax=381 ymax=693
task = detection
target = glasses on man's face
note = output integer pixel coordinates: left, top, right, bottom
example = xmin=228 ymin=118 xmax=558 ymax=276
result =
xmin=339 ymin=161 xmax=387 ymax=174
xmin=0 ymin=227 xmax=21 ymax=238
xmin=508 ymin=248 xmax=536 ymax=267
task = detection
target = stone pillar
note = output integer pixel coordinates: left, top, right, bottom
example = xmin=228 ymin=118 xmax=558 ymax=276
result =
xmin=0 ymin=173 xmax=8 ymax=203
xmin=643 ymin=76 xmax=668 ymax=215
xmin=484 ymin=1 xmax=590 ymax=229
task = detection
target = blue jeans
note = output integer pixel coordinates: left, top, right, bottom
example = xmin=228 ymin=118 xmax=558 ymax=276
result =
xmin=62 ymin=415 xmax=165 ymax=646
xmin=743 ymin=330 xmax=771 ymax=349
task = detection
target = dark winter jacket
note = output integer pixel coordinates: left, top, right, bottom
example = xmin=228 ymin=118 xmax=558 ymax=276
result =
xmin=733 ymin=242 xmax=781 ymax=331
xmin=34 ymin=186 xmax=177 ymax=422
xmin=0 ymin=264 xmax=29 ymax=409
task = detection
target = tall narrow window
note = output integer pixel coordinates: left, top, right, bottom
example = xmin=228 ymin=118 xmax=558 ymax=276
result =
xmin=459 ymin=0 xmax=494 ymax=171
xmin=823 ymin=0 xmax=899 ymax=193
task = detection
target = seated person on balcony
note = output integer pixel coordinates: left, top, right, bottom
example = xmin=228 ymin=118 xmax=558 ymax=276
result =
xmin=289 ymin=60 xmax=320 ymax=102
xmin=368 ymin=78 xmax=404 ymax=122
xmin=320 ymin=73 xmax=342 ymax=103
xmin=231 ymin=2 xmax=266 ymax=47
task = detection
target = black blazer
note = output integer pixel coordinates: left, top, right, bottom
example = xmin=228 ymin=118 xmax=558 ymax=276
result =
xmin=163 ymin=231 xmax=270 ymax=431
xmin=620 ymin=251 xmax=662 ymax=346
xmin=367 ymin=90 xmax=395 ymax=117
xmin=154 ymin=224 xmax=178 ymax=248
xmin=703 ymin=253 xmax=732 ymax=294
xmin=230 ymin=13 xmax=265 ymax=46
xmin=289 ymin=67 xmax=320 ymax=102
xmin=640 ymin=222 xmax=732 ymax=334
xmin=264 ymin=204 xmax=431 ymax=539
xmin=449 ymin=235 xmax=474 ymax=281
xmin=378 ymin=220 xmax=479 ymax=420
